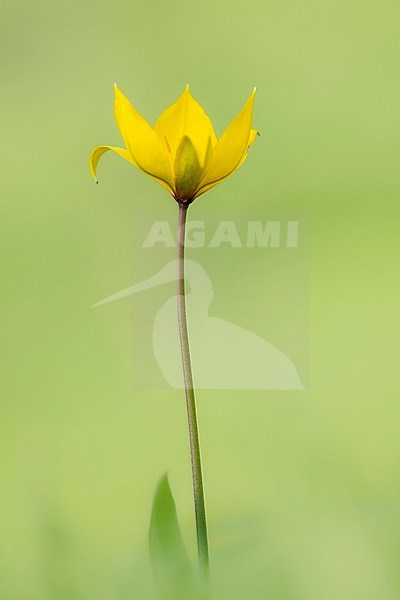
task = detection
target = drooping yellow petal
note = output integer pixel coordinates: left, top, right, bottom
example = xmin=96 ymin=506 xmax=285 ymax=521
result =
xmin=174 ymin=136 xmax=203 ymax=202
xmin=154 ymin=86 xmax=217 ymax=166
xmin=89 ymin=145 xmax=174 ymax=194
xmin=89 ymin=145 xmax=137 ymax=183
xmin=114 ymin=85 xmax=174 ymax=190
xmin=195 ymin=89 xmax=256 ymax=196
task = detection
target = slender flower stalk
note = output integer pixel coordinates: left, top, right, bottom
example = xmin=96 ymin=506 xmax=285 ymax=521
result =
xmin=176 ymin=202 xmax=209 ymax=577
xmin=89 ymin=83 xmax=258 ymax=578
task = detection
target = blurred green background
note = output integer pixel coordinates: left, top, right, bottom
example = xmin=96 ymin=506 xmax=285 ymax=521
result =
xmin=1 ymin=0 xmax=399 ymax=598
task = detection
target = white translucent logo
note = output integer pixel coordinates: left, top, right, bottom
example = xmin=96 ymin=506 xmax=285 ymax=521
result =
xmin=92 ymin=258 xmax=304 ymax=390
xmin=142 ymin=220 xmax=299 ymax=249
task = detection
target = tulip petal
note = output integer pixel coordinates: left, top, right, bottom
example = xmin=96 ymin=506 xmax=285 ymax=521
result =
xmin=174 ymin=136 xmax=203 ymax=201
xmin=114 ymin=85 xmax=174 ymax=190
xmin=247 ymin=128 xmax=260 ymax=150
xmin=195 ymin=89 xmax=256 ymax=196
xmin=89 ymin=145 xmax=174 ymax=193
xmin=233 ymin=128 xmax=260 ymax=170
xmin=194 ymin=129 xmax=259 ymax=199
xmin=89 ymin=145 xmax=137 ymax=183
xmin=154 ymin=86 xmax=217 ymax=166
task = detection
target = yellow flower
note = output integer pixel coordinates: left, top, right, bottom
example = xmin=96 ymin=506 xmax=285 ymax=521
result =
xmin=90 ymin=84 xmax=259 ymax=204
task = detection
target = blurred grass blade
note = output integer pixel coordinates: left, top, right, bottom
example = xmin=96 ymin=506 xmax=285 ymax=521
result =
xmin=149 ymin=473 xmax=195 ymax=598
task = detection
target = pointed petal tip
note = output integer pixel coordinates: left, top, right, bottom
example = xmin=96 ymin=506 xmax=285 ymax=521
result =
xmin=114 ymin=83 xmax=125 ymax=99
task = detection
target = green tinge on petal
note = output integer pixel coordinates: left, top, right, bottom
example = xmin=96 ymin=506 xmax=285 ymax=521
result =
xmin=174 ymin=136 xmax=203 ymax=202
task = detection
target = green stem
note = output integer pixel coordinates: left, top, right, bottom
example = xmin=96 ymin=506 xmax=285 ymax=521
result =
xmin=176 ymin=202 xmax=209 ymax=578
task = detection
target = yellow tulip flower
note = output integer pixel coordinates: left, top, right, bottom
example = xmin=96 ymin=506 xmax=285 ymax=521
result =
xmin=90 ymin=84 xmax=259 ymax=204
